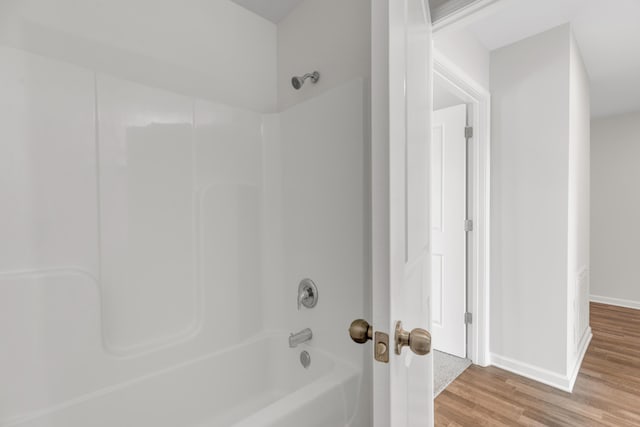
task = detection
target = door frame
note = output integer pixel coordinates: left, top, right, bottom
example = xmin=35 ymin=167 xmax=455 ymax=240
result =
xmin=433 ymin=51 xmax=491 ymax=367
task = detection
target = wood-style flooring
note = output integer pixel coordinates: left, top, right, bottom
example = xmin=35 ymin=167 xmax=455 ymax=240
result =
xmin=435 ymin=302 xmax=640 ymax=426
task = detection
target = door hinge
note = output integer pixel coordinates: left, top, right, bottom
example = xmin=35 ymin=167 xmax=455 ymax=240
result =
xmin=464 ymin=219 xmax=473 ymax=232
xmin=464 ymin=312 xmax=473 ymax=325
xmin=465 ymin=126 xmax=473 ymax=139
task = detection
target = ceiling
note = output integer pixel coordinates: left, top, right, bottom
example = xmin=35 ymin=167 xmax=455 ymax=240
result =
xmin=465 ymin=0 xmax=640 ymax=118
xmin=230 ymin=0 xmax=304 ymax=23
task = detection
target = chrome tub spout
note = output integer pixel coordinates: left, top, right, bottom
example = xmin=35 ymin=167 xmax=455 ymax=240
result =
xmin=289 ymin=328 xmax=312 ymax=348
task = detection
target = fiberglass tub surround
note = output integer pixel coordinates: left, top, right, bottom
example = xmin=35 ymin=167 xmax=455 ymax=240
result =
xmin=0 ymin=0 xmax=370 ymax=427
xmin=2 ymin=333 xmax=359 ymax=427
xmin=0 ymin=0 xmax=370 ymax=425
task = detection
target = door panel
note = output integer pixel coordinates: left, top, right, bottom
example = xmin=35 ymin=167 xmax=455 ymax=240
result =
xmin=372 ymin=0 xmax=433 ymax=426
xmin=431 ymin=104 xmax=467 ymax=358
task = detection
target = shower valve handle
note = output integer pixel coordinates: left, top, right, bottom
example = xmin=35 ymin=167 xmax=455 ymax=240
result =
xmin=297 ymin=278 xmax=318 ymax=310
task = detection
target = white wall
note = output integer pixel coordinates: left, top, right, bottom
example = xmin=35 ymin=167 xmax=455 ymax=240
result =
xmin=277 ymin=0 xmax=371 ymax=110
xmin=491 ymin=24 xmax=571 ymax=377
xmin=434 ymin=28 xmax=490 ymax=91
xmin=591 ymin=110 xmax=640 ymax=307
xmin=433 ymin=77 xmax=466 ymax=110
xmin=490 ymin=24 xmax=590 ymax=390
xmin=0 ymin=0 xmax=277 ymax=112
xmin=275 ymin=1 xmax=372 ymax=425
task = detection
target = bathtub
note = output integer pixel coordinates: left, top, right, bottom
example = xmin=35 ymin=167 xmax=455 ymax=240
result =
xmin=6 ymin=334 xmax=361 ymax=427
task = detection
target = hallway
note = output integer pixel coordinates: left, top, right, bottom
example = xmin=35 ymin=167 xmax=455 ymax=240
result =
xmin=435 ymin=303 xmax=640 ymax=426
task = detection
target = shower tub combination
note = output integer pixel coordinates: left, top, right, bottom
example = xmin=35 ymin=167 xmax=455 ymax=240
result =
xmin=0 ymin=0 xmax=370 ymax=424
xmin=3 ymin=333 xmax=360 ymax=427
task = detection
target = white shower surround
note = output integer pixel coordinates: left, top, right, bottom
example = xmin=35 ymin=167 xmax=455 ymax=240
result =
xmin=0 ymin=0 xmax=370 ymax=423
xmin=3 ymin=333 xmax=360 ymax=426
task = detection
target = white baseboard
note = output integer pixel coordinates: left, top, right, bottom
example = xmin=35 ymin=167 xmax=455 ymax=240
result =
xmin=490 ymin=327 xmax=593 ymax=393
xmin=490 ymin=353 xmax=573 ymax=392
xmin=590 ymin=295 xmax=640 ymax=310
xmin=568 ymin=327 xmax=592 ymax=391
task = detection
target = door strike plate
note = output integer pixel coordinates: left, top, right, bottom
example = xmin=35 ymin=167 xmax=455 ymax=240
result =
xmin=374 ymin=331 xmax=389 ymax=363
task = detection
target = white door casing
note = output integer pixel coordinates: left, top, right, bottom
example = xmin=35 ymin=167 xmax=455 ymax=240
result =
xmin=372 ymin=0 xmax=433 ymax=426
xmin=431 ymin=104 xmax=467 ymax=358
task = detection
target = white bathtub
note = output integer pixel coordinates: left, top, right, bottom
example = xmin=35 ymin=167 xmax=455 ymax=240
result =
xmin=6 ymin=333 xmax=361 ymax=427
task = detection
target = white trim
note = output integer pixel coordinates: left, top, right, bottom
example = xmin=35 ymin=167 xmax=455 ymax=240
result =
xmin=491 ymin=327 xmax=592 ymax=393
xmin=490 ymin=353 xmax=573 ymax=392
xmin=568 ymin=327 xmax=592 ymax=391
xmin=434 ymin=51 xmax=491 ymax=367
xmin=591 ymin=295 xmax=640 ymax=310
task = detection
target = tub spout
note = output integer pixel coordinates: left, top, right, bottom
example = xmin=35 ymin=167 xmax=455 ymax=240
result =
xmin=289 ymin=328 xmax=312 ymax=348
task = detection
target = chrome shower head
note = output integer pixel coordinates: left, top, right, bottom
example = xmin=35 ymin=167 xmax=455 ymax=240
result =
xmin=291 ymin=71 xmax=320 ymax=90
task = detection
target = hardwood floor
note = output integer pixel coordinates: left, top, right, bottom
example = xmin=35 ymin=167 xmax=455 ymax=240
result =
xmin=435 ymin=303 xmax=640 ymax=426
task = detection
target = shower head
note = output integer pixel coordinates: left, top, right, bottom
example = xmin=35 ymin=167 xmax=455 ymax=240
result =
xmin=291 ymin=71 xmax=320 ymax=90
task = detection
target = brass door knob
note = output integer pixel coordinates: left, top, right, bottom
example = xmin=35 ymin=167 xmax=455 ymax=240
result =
xmin=394 ymin=321 xmax=431 ymax=355
xmin=349 ymin=319 xmax=373 ymax=344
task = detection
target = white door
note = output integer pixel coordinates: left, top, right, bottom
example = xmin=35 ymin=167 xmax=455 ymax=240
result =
xmin=371 ymin=0 xmax=433 ymax=426
xmin=431 ymin=104 xmax=467 ymax=358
